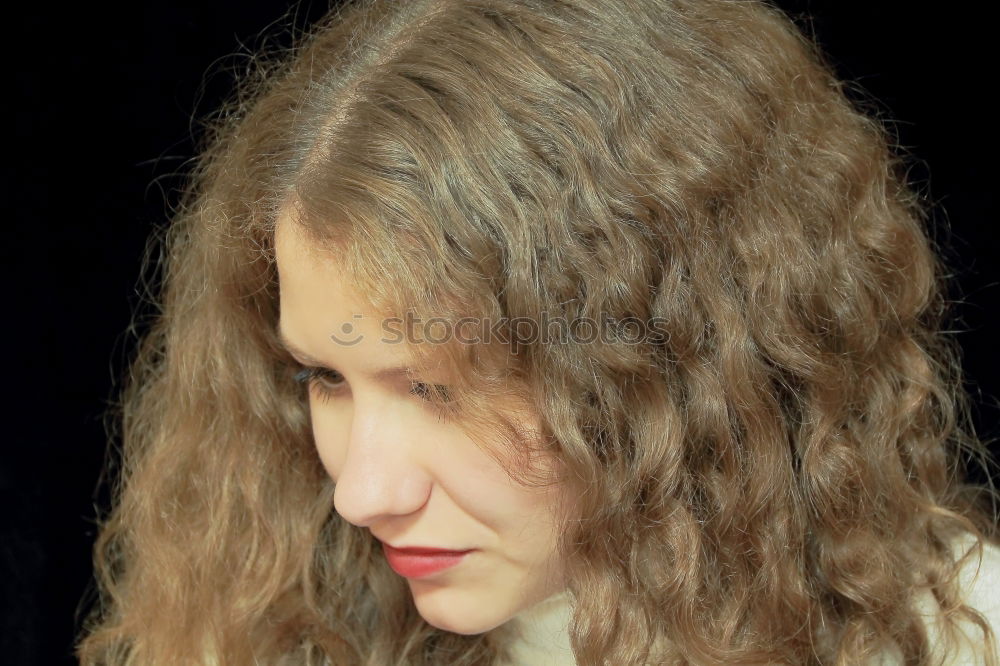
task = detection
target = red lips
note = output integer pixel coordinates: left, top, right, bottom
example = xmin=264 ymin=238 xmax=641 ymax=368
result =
xmin=381 ymin=543 xmax=474 ymax=578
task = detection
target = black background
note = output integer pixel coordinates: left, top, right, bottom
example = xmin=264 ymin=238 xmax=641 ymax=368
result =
xmin=5 ymin=2 xmax=997 ymax=664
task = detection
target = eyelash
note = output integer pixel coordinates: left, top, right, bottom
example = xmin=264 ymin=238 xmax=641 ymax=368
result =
xmin=292 ymin=367 xmax=344 ymax=403
xmin=291 ymin=366 xmax=453 ymax=420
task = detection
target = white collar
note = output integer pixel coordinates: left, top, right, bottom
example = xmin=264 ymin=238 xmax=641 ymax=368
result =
xmin=502 ymin=589 xmax=577 ymax=665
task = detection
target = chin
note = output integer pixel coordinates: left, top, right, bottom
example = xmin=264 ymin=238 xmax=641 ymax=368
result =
xmin=410 ymin=585 xmax=510 ymax=635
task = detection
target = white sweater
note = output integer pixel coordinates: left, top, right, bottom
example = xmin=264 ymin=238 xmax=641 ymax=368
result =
xmin=501 ymin=535 xmax=1000 ymax=665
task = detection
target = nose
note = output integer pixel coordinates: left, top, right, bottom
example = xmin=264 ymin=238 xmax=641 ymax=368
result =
xmin=330 ymin=399 xmax=433 ymax=528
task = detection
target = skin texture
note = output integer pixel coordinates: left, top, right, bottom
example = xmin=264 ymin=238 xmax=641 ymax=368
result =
xmin=274 ymin=214 xmax=571 ymax=635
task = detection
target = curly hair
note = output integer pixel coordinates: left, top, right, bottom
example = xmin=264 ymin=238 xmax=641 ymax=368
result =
xmin=78 ymin=0 xmax=999 ymax=663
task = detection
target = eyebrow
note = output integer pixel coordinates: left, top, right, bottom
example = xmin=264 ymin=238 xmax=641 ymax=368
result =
xmin=276 ymin=326 xmax=419 ymax=382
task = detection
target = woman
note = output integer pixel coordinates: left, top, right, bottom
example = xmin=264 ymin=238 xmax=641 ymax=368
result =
xmin=78 ymin=0 xmax=1000 ymax=663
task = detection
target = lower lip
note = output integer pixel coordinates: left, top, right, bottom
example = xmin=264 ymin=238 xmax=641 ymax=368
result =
xmin=382 ymin=544 xmax=473 ymax=578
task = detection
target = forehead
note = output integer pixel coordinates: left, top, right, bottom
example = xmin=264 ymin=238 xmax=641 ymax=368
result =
xmin=273 ymin=203 xmax=414 ymax=318
xmin=274 ymin=211 xmax=453 ymax=377
xmin=275 ymin=215 xmax=391 ymax=342
xmin=275 ymin=209 xmax=337 ymax=276
xmin=273 ymin=205 xmax=533 ymax=401
xmin=273 ymin=208 xmax=383 ymax=317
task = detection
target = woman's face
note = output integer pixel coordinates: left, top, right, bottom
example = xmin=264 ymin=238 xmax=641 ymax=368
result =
xmin=274 ymin=215 xmax=572 ymax=635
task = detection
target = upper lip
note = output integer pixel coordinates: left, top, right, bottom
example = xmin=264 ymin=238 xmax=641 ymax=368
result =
xmin=381 ymin=543 xmax=474 ymax=555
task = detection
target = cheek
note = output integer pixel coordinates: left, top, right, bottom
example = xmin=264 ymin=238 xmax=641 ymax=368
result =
xmin=308 ymin=401 xmax=350 ymax=480
xmin=437 ymin=444 xmax=563 ymax=534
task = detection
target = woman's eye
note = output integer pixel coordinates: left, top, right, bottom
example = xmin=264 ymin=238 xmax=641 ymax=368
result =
xmin=408 ymin=381 xmax=452 ymax=403
xmin=292 ymin=366 xmax=451 ymax=416
xmin=409 ymin=382 xmax=455 ymax=423
xmin=292 ymin=367 xmax=345 ymax=403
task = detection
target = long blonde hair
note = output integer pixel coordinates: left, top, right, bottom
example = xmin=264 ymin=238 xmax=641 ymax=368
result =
xmin=79 ymin=0 xmax=999 ymax=663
